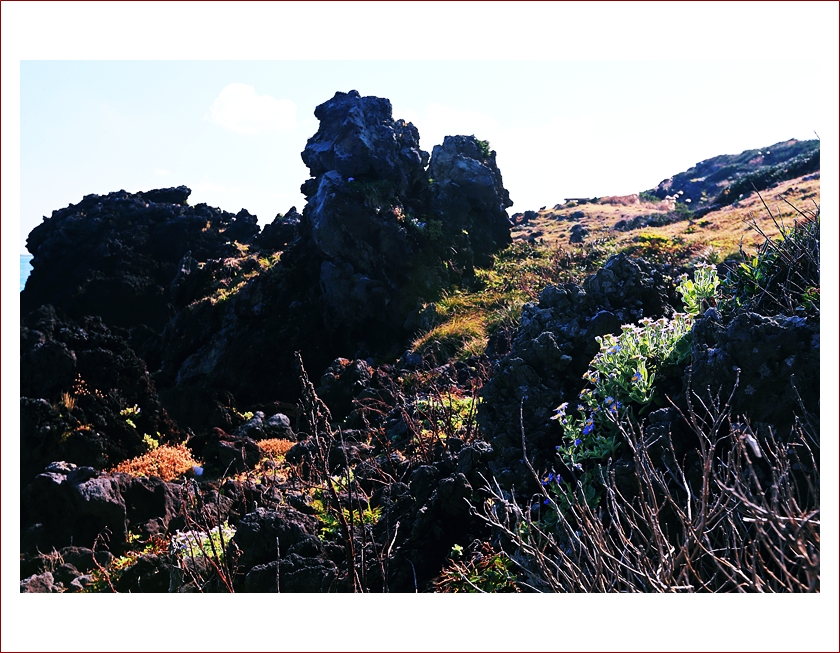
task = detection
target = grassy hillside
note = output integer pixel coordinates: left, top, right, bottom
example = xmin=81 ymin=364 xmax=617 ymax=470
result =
xmin=408 ymin=164 xmax=819 ymax=363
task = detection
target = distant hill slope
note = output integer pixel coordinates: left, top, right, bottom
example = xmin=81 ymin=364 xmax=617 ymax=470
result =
xmin=510 ymin=136 xmax=820 ymax=267
xmin=642 ymin=138 xmax=819 ymax=208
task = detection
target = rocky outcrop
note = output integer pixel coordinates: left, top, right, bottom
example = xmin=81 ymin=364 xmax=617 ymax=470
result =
xmin=478 ymin=254 xmax=680 ymax=488
xmin=21 ymin=462 xmax=184 ymax=552
xmin=21 ymin=92 xmax=514 ymax=432
xmin=427 ymin=135 xmax=513 ymax=268
xmin=19 ymin=90 xmax=520 ymax=591
xmin=298 ymin=91 xmax=512 ymax=333
xmin=256 ymin=207 xmax=301 ymax=250
xmin=22 ymin=186 xmax=259 ymax=332
xmin=20 ymin=305 xmax=184 ymax=481
xmin=643 ymin=138 xmax=819 ymax=208
xmin=152 ymin=90 xmax=515 ymax=422
xmin=688 ymin=310 xmax=819 ymax=436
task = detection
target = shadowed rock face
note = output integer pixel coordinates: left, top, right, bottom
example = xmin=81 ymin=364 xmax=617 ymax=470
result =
xmin=302 ymin=91 xmax=429 ymax=197
xmin=428 ymin=135 xmax=513 ymax=268
xmin=20 ymin=305 xmax=185 ymax=481
xmin=299 ymin=91 xmax=429 ymax=332
xmin=21 ymin=90 xmax=514 ymax=435
xmin=298 ymin=91 xmax=513 ymax=333
xmin=478 ymin=254 xmax=680 ymax=488
xmin=22 ymin=186 xmax=259 ymax=332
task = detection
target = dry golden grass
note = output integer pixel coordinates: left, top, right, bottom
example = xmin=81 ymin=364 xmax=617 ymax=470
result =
xmin=258 ymin=438 xmax=295 ymax=460
xmin=109 ymin=444 xmax=200 ymax=481
xmin=517 ymin=174 xmax=820 ymax=261
xmin=59 ymin=391 xmax=76 ymax=411
xmin=412 ymin=314 xmax=488 ymax=363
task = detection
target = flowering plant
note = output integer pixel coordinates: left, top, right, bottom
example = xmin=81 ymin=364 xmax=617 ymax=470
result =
xmin=549 ymin=266 xmax=713 ymax=472
xmin=551 ymin=312 xmax=693 ymax=466
xmin=170 ymin=522 xmax=236 ymax=563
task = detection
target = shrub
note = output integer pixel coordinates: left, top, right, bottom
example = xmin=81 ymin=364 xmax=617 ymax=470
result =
xmin=170 ymin=522 xmax=236 ymax=564
xmin=676 ymin=263 xmax=720 ymax=315
xmin=476 ymin=139 xmax=492 ymax=158
xmin=414 ymin=390 xmax=481 ymax=442
xmin=722 ymin=209 xmax=819 ymax=317
xmin=546 ymin=266 xmax=720 ymax=510
xmin=109 ymin=443 xmax=200 ymax=481
xmin=432 ymin=542 xmax=520 ymax=592
xmin=257 ymin=438 xmax=294 ymax=460
xmin=551 ymin=313 xmax=693 ymax=473
xmin=477 ymin=385 xmax=819 ymax=592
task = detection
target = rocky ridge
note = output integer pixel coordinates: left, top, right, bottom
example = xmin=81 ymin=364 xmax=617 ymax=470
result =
xmin=19 ymin=92 xmax=820 ymax=593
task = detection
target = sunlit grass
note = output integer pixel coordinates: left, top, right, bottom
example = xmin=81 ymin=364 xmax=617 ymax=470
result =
xmin=518 ymin=174 xmax=820 ymax=264
xmin=410 ymin=241 xmax=610 ymax=362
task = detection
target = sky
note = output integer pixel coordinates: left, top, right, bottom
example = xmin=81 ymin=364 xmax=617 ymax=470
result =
xmin=3 ymin=3 xmax=839 ymax=652
xmin=16 ymin=57 xmax=831 ymax=254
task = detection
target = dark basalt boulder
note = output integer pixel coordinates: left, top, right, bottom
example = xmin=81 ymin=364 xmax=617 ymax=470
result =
xmin=231 ymin=507 xmax=322 ymax=572
xmin=20 ymin=546 xmax=114 ymax=581
xmin=232 ymin=411 xmax=295 ymax=441
xmin=569 ymin=223 xmax=589 ymax=243
xmin=185 ymin=427 xmax=261 ymax=475
xmin=316 ymin=357 xmax=374 ymax=419
xmin=301 ymin=90 xmax=429 ymax=197
xmin=687 ymin=309 xmax=819 ymax=437
xmin=21 ymin=462 xmax=185 ymax=552
xmin=298 ymin=90 xmax=515 ymax=335
xmin=478 ymin=254 xmax=680 ymax=488
xmin=244 ymin=554 xmax=340 ymax=593
xmin=428 ymin=134 xmax=513 ymax=268
xmin=114 ymin=553 xmax=173 ymax=593
xmin=22 ymin=186 xmax=259 ymax=332
xmin=257 ymin=207 xmax=301 ymax=250
xmin=20 ymin=572 xmax=61 ymax=593
xmin=298 ymin=91 xmax=431 ymax=332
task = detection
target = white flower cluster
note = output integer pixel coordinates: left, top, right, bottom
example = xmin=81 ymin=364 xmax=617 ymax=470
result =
xmin=169 ymin=524 xmax=236 ymax=561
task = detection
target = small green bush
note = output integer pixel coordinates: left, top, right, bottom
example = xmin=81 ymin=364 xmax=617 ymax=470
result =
xmin=549 ymin=266 xmax=715 ymax=498
xmin=476 ymin=139 xmax=492 ymax=158
xmin=722 ymin=213 xmax=819 ymax=317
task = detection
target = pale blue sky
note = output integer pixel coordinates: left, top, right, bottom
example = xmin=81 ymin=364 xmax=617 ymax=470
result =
xmin=18 ymin=58 xmax=827 ymax=253
xmin=3 ymin=2 xmax=839 ymax=651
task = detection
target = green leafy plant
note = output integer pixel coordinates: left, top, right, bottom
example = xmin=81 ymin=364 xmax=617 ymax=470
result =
xmin=677 ymin=264 xmax=720 ymax=315
xmin=414 ymin=391 xmax=481 ymax=441
xmin=119 ymin=404 xmax=141 ymax=429
xmin=552 ymin=312 xmax=694 ymax=467
xmin=433 ymin=542 xmax=520 ymax=593
xmin=721 ymin=209 xmax=819 ymax=317
xmin=476 ymin=139 xmax=492 ymax=158
xmin=311 ymin=486 xmax=382 ymax=539
xmin=549 ymin=265 xmax=717 ymax=497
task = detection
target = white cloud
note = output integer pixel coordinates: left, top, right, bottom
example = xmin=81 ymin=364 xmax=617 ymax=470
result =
xmin=153 ymin=168 xmax=169 ymax=176
xmin=205 ymin=83 xmax=296 ymax=134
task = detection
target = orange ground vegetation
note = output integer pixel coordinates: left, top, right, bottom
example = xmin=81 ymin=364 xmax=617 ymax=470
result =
xmin=258 ymin=438 xmax=295 ymax=459
xmin=109 ymin=444 xmax=200 ymax=481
